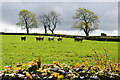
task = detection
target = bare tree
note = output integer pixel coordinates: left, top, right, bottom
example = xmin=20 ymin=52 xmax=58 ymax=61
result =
xmin=39 ymin=11 xmax=61 ymax=34
xmin=48 ymin=11 xmax=61 ymax=34
xmin=39 ymin=13 xmax=48 ymax=34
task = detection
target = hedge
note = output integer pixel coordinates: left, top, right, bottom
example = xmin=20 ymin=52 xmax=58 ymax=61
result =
xmin=1 ymin=32 xmax=120 ymax=42
xmin=85 ymin=36 xmax=120 ymax=42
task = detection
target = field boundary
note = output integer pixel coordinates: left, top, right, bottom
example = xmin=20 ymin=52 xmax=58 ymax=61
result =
xmin=0 ymin=32 xmax=120 ymax=42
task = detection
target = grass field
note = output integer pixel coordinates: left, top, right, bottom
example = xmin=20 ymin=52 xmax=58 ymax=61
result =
xmin=1 ymin=35 xmax=119 ymax=68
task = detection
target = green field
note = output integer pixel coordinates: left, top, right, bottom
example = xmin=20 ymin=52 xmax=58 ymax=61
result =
xmin=1 ymin=35 xmax=119 ymax=68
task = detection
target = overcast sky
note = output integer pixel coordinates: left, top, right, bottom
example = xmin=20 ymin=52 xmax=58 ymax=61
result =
xmin=0 ymin=0 xmax=119 ymax=36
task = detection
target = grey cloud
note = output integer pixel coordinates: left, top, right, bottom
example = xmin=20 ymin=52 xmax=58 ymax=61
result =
xmin=1 ymin=2 xmax=118 ymax=32
xmin=118 ymin=1 xmax=120 ymax=36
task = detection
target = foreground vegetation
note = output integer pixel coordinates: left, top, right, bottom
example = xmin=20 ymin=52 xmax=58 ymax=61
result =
xmin=0 ymin=51 xmax=120 ymax=80
xmin=1 ymin=35 xmax=119 ymax=68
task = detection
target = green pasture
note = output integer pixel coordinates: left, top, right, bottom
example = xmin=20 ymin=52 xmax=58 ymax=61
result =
xmin=1 ymin=35 xmax=119 ymax=68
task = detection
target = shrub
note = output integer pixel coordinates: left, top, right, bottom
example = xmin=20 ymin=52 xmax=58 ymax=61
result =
xmin=101 ymin=33 xmax=107 ymax=36
xmin=0 ymin=49 xmax=120 ymax=80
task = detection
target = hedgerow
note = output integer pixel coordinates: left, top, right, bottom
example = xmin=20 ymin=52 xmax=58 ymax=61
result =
xmin=0 ymin=49 xmax=120 ymax=80
xmin=2 ymin=33 xmax=120 ymax=42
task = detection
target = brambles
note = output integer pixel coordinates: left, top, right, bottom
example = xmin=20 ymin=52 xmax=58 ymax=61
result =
xmin=0 ymin=50 xmax=120 ymax=80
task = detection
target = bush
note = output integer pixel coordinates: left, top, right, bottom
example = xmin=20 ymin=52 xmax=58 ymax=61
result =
xmin=0 ymin=49 xmax=120 ymax=80
xmin=101 ymin=33 xmax=107 ymax=36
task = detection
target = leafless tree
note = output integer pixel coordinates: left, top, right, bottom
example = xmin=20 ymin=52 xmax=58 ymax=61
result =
xmin=39 ymin=11 xmax=61 ymax=34
xmin=39 ymin=13 xmax=48 ymax=34
xmin=48 ymin=11 xmax=61 ymax=34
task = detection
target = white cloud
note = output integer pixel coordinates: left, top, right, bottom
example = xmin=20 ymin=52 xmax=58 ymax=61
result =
xmin=0 ymin=22 xmax=118 ymax=36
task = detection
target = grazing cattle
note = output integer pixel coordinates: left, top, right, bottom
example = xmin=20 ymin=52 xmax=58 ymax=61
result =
xmin=48 ymin=36 xmax=54 ymax=41
xmin=40 ymin=36 xmax=44 ymax=40
xmin=74 ymin=37 xmax=84 ymax=42
xmin=36 ymin=36 xmax=44 ymax=41
xmin=57 ymin=37 xmax=62 ymax=41
xmin=21 ymin=36 xmax=26 ymax=41
xmin=36 ymin=36 xmax=40 ymax=41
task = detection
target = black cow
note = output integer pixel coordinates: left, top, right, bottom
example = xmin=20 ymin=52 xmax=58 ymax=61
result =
xmin=21 ymin=36 xmax=26 ymax=41
xmin=36 ymin=36 xmax=44 ymax=41
xmin=36 ymin=36 xmax=40 ymax=41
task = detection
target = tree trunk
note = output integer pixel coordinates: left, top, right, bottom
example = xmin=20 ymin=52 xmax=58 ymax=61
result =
xmin=44 ymin=25 xmax=47 ymax=34
xmin=48 ymin=25 xmax=54 ymax=34
xmin=26 ymin=28 xmax=29 ymax=34
xmin=84 ymin=25 xmax=89 ymax=36
xmin=45 ymin=29 xmax=47 ymax=34
xmin=85 ymin=32 xmax=89 ymax=36
xmin=51 ymin=30 xmax=54 ymax=34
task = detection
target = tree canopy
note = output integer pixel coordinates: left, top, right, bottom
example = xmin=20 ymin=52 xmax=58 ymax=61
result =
xmin=16 ymin=9 xmax=38 ymax=34
xmin=73 ymin=8 xmax=99 ymax=36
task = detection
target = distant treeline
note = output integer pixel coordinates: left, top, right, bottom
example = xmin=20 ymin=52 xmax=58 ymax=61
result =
xmin=0 ymin=32 xmax=120 ymax=42
xmin=85 ymin=36 xmax=120 ymax=42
